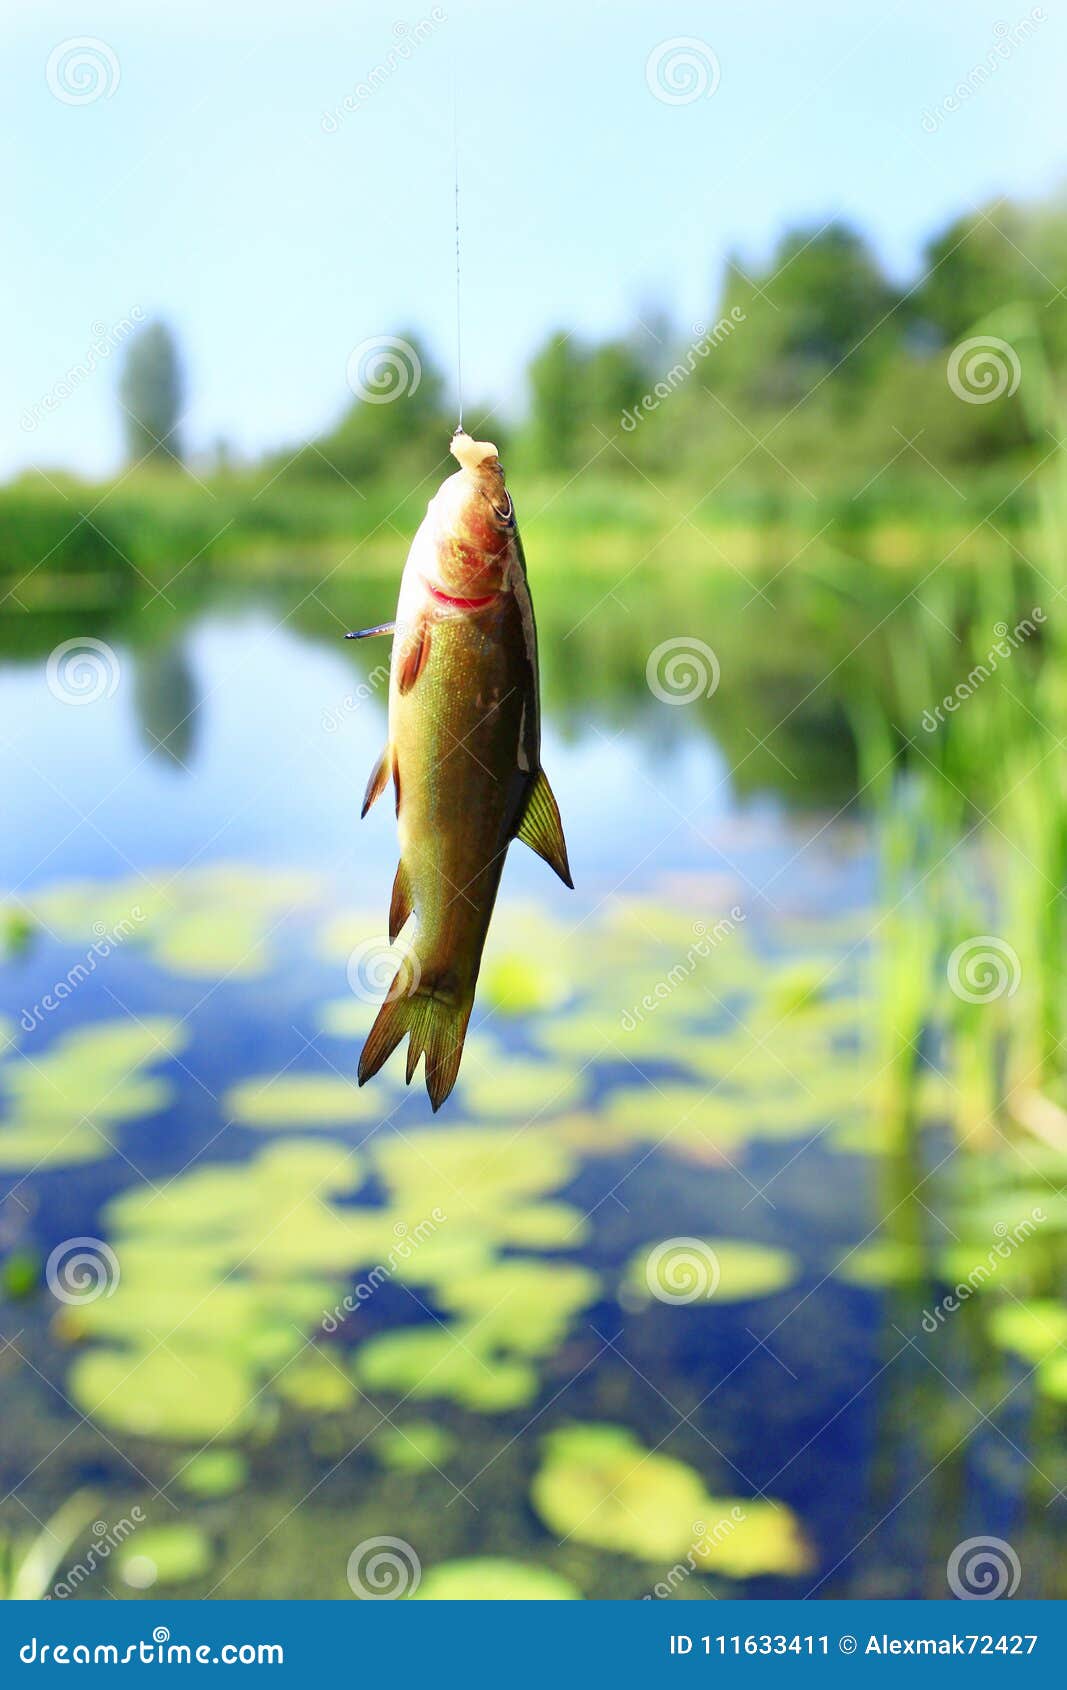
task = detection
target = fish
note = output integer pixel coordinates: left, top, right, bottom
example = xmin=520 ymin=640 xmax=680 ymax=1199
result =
xmin=348 ymin=430 xmax=572 ymax=1111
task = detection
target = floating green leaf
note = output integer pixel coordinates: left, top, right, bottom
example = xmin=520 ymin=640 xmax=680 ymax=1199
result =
xmin=531 ymin=1424 xmax=811 ymax=1576
xmin=458 ymin=1056 xmax=585 ymax=1119
xmin=0 ymin=1017 xmax=186 ymax=1169
xmin=372 ymin=1421 xmax=456 ymax=1472
xmin=624 ymin=1238 xmax=797 ymax=1306
xmin=176 ymin=1449 xmax=249 ymax=1499
xmin=414 ymin=1558 xmax=582 ymax=1600
xmin=989 ymin=1300 xmax=1067 ymax=1365
xmin=225 ymin=1073 xmax=385 ymax=1128
xmin=275 ymin=1348 xmax=355 ymax=1412
xmin=118 ymin=1524 xmax=213 ymax=1589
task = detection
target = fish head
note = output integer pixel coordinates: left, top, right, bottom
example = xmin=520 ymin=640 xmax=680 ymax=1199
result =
xmin=424 ymin=431 xmax=516 ymax=597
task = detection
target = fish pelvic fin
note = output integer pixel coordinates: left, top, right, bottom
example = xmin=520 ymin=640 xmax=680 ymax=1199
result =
xmin=358 ymin=964 xmax=473 ymax=1113
xmin=361 ymin=746 xmax=392 ymax=819
xmin=389 ymin=859 xmax=413 ymax=942
xmin=516 ymin=768 xmax=573 ymax=888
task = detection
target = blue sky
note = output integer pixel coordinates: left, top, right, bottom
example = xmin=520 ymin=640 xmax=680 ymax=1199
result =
xmin=3 ymin=0 xmax=1064 ymax=480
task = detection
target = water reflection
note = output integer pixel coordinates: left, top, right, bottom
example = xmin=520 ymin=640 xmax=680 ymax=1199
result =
xmin=0 ymin=586 xmax=1064 ymax=1601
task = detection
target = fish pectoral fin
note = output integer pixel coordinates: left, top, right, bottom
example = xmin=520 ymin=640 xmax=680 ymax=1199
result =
xmin=516 ymin=768 xmax=574 ymax=888
xmin=344 ymin=621 xmax=395 ymax=639
xmin=389 ymin=859 xmax=413 ymax=941
xmin=361 ymin=745 xmax=392 ymax=818
xmin=396 ymin=615 xmax=431 ymax=695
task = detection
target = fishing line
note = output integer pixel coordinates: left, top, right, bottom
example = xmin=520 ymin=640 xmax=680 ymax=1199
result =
xmin=452 ymin=71 xmax=463 ymax=432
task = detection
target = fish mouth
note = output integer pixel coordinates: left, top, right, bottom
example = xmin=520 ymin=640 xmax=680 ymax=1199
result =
xmin=487 ymin=490 xmax=514 ymax=529
xmin=424 ymin=580 xmax=498 ymax=612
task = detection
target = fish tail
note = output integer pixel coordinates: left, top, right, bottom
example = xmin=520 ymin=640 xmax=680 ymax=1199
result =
xmin=357 ymin=963 xmax=473 ymax=1113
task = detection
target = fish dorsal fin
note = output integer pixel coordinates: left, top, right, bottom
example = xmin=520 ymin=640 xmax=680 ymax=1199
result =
xmin=389 ymin=858 xmax=413 ymax=941
xmin=516 ymin=768 xmax=573 ymax=888
xmin=361 ymin=746 xmax=391 ymax=818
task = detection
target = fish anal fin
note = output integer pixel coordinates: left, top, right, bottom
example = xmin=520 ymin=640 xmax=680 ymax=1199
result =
xmin=361 ymin=746 xmax=391 ymax=819
xmin=396 ymin=616 xmax=431 ymax=695
xmin=389 ymin=859 xmax=413 ymax=941
xmin=516 ymin=768 xmax=573 ymax=888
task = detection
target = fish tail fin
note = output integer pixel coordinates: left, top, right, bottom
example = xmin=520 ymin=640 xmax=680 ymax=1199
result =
xmin=358 ymin=963 xmax=473 ymax=1112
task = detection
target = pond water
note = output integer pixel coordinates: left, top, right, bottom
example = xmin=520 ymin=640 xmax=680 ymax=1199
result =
xmin=0 ymin=596 xmax=1063 ymax=1601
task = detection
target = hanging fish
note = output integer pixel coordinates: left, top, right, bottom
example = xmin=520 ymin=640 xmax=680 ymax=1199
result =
xmin=347 ymin=431 xmax=572 ymax=1110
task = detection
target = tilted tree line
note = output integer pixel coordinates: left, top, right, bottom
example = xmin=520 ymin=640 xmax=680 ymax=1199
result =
xmin=120 ymin=196 xmax=1066 ymax=497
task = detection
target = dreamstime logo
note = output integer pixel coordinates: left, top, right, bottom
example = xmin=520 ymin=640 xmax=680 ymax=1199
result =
xmin=644 ymin=1509 xmax=747 ymax=1599
xmin=946 ymin=936 xmax=1020 ymax=1004
xmin=45 ymin=1237 xmax=120 ymax=1305
xmin=921 ymin=609 xmax=1044 ymax=732
xmin=646 ymin=637 xmax=720 ymax=705
xmin=621 ymin=310 xmax=746 ymax=431
xmin=46 ymin=638 xmax=120 ymax=705
xmin=947 ymin=1536 xmax=1021 ymax=1599
xmin=947 ymin=336 xmax=1021 ymax=404
xmin=346 ymin=1536 xmax=421 ymax=1599
xmin=921 ymin=10 xmax=1046 ymax=132
xmin=621 ymin=908 xmax=745 ymax=1030
xmin=921 ymin=1209 xmax=1045 ymax=1333
xmin=346 ymin=934 xmax=421 ymax=1003
xmin=20 ymin=909 xmax=145 ymax=1034
xmin=46 ymin=38 xmax=120 ymax=105
xmin=346 ymin=336 xmax=421 ymax=404
xmin=321 ymin=9 xmax=447 ymax=132
xmin=21 ymin=308 xmax=145 ymax=434
xmin=646 ymin=37 xmax=721 ymax=105
xmin=322 ymin=1210 xmax=446 ymax=1330
xmin=644 ymin=1238 xmax=720 ymax=1304
xmin=322 ymin=665 xmax=390 ymax=732
xmin=50 ymin=1510 xmax=146 ymax=1600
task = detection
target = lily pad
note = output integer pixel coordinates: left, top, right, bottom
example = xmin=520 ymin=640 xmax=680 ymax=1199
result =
xmin=835 ymin=1239 xmax=929 ymax=1288
xmin=316 ymin=998 xmax=376 ymax=1040
xmin=70 ymin=1347 xmax=256 ymax=1444
xmin=355 ymin=1326 xmax=539 ymax=1413
xmin=176 ymin=1449 xmax=249 ymax=1498
xmin=531 ymin=1424 xmax=811 ymax=1577
xmin=372 ymin=1421 xmax=456 ymax=1472
xmin=118 ymin=1524 xmax=213 ymax=1589
xmin=624 ymin=1238 xmax=797 ymax=1307
xmin=225 ymin=1073 xmax=384 ymax=1128
xmin=275 ymin=1348 xmax=355 ymax=1412
xmin=989 ymin=1300 xmax=1067 ymax=1365
xmin=458 ymin=1057 xmax=585 ymax=1120
xmin=414 ymin=1558 xmax=581 ymax=1599
xmin=481 ymin=953 xmax=569 ymax=1016
xmin=33 ymin=865 xmax=321 ymax=982
xmin=0 ymin=1017 xmax=186 ymax=1169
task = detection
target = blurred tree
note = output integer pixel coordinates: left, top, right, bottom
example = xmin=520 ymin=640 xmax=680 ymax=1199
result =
xmin=119 ymin=322 xmax=185 ymax=466
xmin=768 ymin=222 xmax=899 ymax=371
xmin=915 ymin=205 xmax=1033 ymax=344
xmin=526 ymin=332 xmax=588 ymax=469
xmin=585 ymin=338 xmax=653 ymax=430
